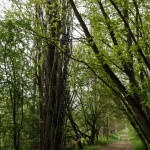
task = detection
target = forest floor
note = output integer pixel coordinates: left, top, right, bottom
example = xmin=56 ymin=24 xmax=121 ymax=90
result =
xmin=97 ymin=131 xmax=132 ymax=150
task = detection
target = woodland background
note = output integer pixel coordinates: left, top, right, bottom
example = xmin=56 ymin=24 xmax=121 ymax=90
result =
xmin=0 ymin=0 xmax=150 ymax=150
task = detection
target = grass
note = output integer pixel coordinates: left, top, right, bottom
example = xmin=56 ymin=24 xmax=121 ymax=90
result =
xmin=82 ymin=133 xmax=118 ymax=150
xmin=66 ymin=128 xmax=148 ymax=150
xmin=99 ymin=134 xmax=118 ymax=144
xmin=118 ymin=127 xmax=145 ymax=150
xmin=128 ymin=130 xmax=145 ymax=150
xmin=131 ymin=140 xmax=144 ymax=150
xmin=65 ymin=131 xmax=121 ymax=150
xmin=82 ymin=144 xmax=102 ymax=150
xmin=130 ymin=137 xmax=144 ymax=150
xmin=116 ymin=128 xmax=129 ymax=135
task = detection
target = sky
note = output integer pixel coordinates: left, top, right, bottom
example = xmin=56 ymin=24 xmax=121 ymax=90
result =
xmin=0 ymin=0 xmax=83 ymax=40
xmin=0 ymin=0 xmax=11 ymax=18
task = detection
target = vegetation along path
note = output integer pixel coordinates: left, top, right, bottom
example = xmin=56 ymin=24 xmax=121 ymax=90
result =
xmin=98 ymin=132 xmax=132 ymax=150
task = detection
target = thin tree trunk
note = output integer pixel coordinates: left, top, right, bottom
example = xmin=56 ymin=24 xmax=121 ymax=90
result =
xmin=68 ymin=109 xmax=83 ymax=149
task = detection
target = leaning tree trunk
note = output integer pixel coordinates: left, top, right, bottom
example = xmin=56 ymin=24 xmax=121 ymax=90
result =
xmin=69 ymin=0 xmax=150 ymax=146
xmin=67 ymin=108 xmax=83 ymax=149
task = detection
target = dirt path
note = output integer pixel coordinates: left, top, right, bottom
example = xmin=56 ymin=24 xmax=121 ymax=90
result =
xmin=97 ymin=131 xmax=132 ymax=150
xmin=97 ymin=141 xmax=132 ymax=150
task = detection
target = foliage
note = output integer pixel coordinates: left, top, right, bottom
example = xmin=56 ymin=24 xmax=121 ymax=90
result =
xmin=0 ymin=0 xmax=150 ymax=149
xmin=69 ymin=0 xmax=150 ymax=148
xmin=128 ymin=129 xmax=145 ymax=150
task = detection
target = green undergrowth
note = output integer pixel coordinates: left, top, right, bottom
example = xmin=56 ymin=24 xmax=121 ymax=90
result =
xmin=99 ymin=134 xmax=118 ymax=144
xmin=82 ymin=134 xmax=118 ymax=150
xmin=117 ymin=128 xmax=145 ymax=150
xmin=130 ymin=136 xmax=144 ymax=150
xmin=116 ymin=128 xmax=129 ymax=135
xmin=65 ymin=133 xmax=119 ymax=150
xmin=82 ymin=144 xmax=101 ymax=150
xmin=128 ymin=130 xmax=145 ymax=150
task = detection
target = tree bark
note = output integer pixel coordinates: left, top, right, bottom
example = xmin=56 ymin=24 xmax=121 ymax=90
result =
xmin=68 ymin=109 xmax=83 ymax=149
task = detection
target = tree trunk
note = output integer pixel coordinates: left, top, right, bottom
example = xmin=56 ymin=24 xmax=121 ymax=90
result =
xmin=35 ymin=0 xmax=71 ymax=149
xmin=68 ymin=110 xmax=83 ymax=149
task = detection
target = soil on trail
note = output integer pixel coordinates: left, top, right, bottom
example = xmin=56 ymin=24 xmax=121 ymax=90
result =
xmin=97 ymin=141 xmax=132 ymax=150
xmin=97 ymin=131 xmax=132 ymax=150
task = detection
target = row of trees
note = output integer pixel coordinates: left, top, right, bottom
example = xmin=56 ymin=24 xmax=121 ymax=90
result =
xmin=0 ymin=0 xmax=150 ymax=149
xmin=1 ymin=0 xmax=71 ymax=149
xmin=66 ymin=57 xmax=126 ymax=149
xmin=69 ymin=0 xmax=150 ymax=148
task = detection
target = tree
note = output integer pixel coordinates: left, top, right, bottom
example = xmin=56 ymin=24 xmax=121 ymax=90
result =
xmin=0 ymin=0 xmax=72 ymax=149
xmin=69 ymin=0 xmax=150 ymax=148
xmin=66 ymin=48 xmax=125 ymax=147
xmin=0 ymin=12 xmax=36 ymax=149
xmin=33 ymin=1 xmax=71 ymax=149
